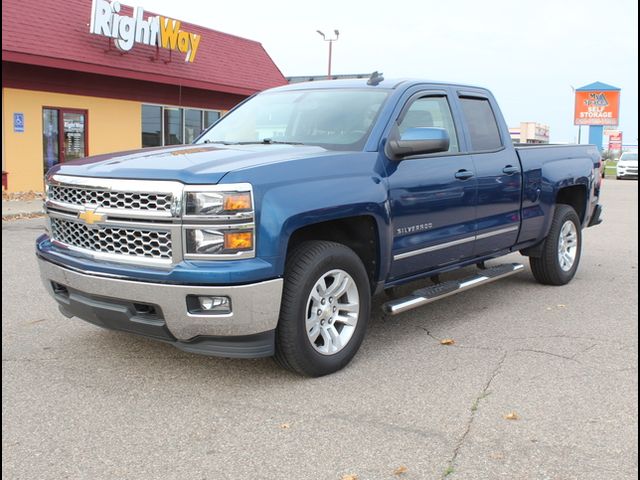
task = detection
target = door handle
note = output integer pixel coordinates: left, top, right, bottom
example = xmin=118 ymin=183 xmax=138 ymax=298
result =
xmin=502 ymin=165 xmax=519 ymax=175
xmin=454 ymin=169 xmax=474 ymax=180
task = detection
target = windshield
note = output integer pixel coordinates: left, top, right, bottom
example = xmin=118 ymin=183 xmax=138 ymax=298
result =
xmin=196 ymin=89 xmax=390 ymax=150
xmin=620 ymin=153 xmax=638 ymax=161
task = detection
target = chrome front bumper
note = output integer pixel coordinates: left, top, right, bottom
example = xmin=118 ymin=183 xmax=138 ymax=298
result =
xmin=38 ymin=257 xmax=283 ymax=341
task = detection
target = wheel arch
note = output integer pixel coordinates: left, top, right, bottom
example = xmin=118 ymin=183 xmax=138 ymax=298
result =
xmin=556 ymin=184 xmax=588 ymax=225
xmin=520 ymin=184 xmax=588 ymax=258
xmin=285 ymin=215 xmax=384 ymax=293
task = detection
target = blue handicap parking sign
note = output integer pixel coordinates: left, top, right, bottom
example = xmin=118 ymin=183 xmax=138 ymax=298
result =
xmin=14 ymin=113 xmax=25 ymax=133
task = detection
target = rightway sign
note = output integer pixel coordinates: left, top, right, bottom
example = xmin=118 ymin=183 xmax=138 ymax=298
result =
xmin=574 ymin=83 xmax=621 ymax=126
xmin=89 ymin=0 xmax=201 ymax=63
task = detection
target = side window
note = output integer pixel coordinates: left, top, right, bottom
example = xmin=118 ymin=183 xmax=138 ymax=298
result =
xmin=459 ymin=97 xmax=502 ymax=151
xmin=398 ymin=96 xmax=459 ymax=153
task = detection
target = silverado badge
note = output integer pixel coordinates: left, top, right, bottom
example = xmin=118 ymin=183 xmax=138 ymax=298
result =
xmin=78 ymin=209 xmax=104 ymax=225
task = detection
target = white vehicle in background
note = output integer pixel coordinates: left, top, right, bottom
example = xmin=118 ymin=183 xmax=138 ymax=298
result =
xmin=616 ymin=152 xmax=638 ymax=180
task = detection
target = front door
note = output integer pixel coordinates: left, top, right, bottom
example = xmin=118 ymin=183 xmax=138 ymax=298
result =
xmin=43 ymin=108 xmax=88 ymax=174
xmin=386 ymin=92 xmax=478 ymax=280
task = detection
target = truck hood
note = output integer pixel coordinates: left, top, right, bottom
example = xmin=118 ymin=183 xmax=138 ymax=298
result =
xmin=48 ymin=144 xmax=333 ymax=184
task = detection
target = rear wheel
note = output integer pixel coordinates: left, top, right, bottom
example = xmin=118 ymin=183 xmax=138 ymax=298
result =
xmin=275 ymin=241 xmax=371 ymax=377
xmin=530 ymin=204 xmax=582 ymax=285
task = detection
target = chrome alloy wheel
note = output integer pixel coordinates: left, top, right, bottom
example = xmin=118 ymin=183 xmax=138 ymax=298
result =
xmin=305 ymin=269 xmax=360 ymax=355
xmin=557 ymin=220 xmax=578 ymax=271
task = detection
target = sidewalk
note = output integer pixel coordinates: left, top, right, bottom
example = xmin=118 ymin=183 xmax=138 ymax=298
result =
xmin=2 ymin=199 xmax=45 ymax=220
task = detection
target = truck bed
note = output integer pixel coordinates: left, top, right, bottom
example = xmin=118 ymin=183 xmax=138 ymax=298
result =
xmin=514 ymin=143 xmax=602 ymax=245
xmin=515 ymin=143 xmax=602 ymax=174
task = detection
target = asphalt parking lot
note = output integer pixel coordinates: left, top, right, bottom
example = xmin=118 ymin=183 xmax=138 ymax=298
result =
xmin=2 ymin=180 xmax=637 ymax=480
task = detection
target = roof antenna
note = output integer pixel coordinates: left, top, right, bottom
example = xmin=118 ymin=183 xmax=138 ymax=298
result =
xmin=367 ymin=71 xmax=384 ymax=86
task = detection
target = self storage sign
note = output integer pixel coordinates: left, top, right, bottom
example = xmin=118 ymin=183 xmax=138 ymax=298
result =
xmin=90 ymin=0 xmax=201 ymax=63
xmin=574 ymin=90 xmax=620 ymax=126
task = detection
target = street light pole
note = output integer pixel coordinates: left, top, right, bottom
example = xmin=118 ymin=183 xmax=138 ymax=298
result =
xmin=317 ymin=29 xmax=339 ymax=79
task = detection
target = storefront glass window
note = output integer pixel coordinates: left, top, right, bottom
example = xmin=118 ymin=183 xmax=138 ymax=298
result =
xmin=142 ymin=105 xmax=162 ymax=147
xmin=43 ymin=109 xmax=59 ymax=174
xmin=142 ymin=105 xmax=222 ymax=148
xmin=185 ymin=109 xmax=203 ymax=144
xmin=62 ymin=112 xmax=86 ymax=161
xmin=164 ymin=107 xmax=183 ymax=145
xmin=204 ymin=110 xmax=221 ymax=129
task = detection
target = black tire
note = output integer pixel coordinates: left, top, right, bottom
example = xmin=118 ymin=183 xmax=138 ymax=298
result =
xmin=274 ymin=241 xmax=371 ymax=377
xmin=529 ymin=205 xmax=582 ymax=286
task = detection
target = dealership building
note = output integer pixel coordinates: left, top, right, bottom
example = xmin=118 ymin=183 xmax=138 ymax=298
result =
xmin=2 ymin=0 xmax=286 ymax=192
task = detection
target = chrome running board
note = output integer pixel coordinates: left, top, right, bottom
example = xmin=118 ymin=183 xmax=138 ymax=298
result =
xmin=383 ymin=263 xmax=525 ymax=315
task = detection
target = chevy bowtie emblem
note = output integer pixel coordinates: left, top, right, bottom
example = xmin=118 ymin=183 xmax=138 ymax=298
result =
xmin=78 ymin=209 xmax=104 ymax=225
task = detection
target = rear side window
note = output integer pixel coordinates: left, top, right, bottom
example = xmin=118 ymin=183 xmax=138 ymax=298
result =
xmin=459 ymin=97 xmax=502 ymax=151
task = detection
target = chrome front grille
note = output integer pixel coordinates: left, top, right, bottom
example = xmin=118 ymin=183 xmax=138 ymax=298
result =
xmin=44 ymin=175 xmax=183 ymax=266
xmin=48 ymin=185 xmax=172 ymax=212
xmin=44 ymin=174 xmax=254 ymax=267
xmin=50 ymin=218 xmax=172 ymax=260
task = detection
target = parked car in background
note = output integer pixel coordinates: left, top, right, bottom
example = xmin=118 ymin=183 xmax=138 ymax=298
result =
xmin=616 ymin=152 xmax=638 ymax=179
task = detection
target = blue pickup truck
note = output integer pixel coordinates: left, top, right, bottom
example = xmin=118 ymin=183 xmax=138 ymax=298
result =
xmin=37 ymin=76 xmax=603 ymax=376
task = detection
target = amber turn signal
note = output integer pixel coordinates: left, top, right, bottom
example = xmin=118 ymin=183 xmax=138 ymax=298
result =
xmin=223 ymin=193 xmax=251 ymax=211
xmin=224 ymin=231 xmax=253 ymax=250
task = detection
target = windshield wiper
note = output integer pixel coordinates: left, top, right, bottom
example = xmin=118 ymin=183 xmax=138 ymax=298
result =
xmin=203 ymin=139 xmax=304 ymax=146
xmin=236 ymin=139 xmax=305 ymax=145
xmin=202 ymin=140 xmax=239 ymax=145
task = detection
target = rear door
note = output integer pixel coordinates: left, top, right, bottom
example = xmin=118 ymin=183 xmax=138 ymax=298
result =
xmin=456 ymin=93 xmax=522 ymax=255
xmin=385 ymin=89 xmax=478 ymax=280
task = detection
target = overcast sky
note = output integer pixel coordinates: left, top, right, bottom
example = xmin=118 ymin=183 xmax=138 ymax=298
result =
xmin=129 ymin=0 xmax=638 ymax=145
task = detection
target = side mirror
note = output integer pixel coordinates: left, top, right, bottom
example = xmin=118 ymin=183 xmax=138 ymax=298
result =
xmin=386 ymin=127 xmax=450 ymax=160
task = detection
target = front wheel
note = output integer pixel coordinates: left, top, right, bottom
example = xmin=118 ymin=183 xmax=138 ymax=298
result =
xmin=274 ymin=241 xmax=371 ymax=377
xmin=530 ymin=204 xmax=582 ymax=285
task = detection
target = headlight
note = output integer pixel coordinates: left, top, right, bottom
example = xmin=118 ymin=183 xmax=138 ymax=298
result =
xmin=182 ymin=184 xmax=255 ymax=259
xmin=185 ymin=191 xmax=252 ymax=216
xmin=185 ymin=228 xmax=254 ymax=255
